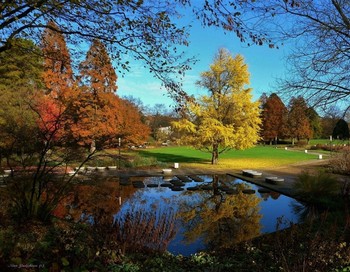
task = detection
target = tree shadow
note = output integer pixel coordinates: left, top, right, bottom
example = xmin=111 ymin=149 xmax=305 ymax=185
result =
xmin=137 ymin=150 xmax=209 ymax=164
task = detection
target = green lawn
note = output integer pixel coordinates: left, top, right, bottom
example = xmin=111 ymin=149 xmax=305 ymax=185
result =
xmin=137 ymin=145 xmax=324 ymax=170
xmin=309 ymin=139 xmax=347 ymax=145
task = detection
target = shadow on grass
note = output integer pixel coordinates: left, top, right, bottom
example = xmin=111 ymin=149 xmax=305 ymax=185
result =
xmin=137 ymin=150 xmax=209 ymax=164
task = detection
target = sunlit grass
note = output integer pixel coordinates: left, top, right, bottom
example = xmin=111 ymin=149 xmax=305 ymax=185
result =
xmin=180 ymin=158 xmax=305 ymax=170
xmin=136 ymin=145 xmax=324 ymax=170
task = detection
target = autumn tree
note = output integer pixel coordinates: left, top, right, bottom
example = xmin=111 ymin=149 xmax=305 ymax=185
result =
xmin=117 ymin=98 xmax=151 ymax=145
xmin=172 ymin=48 xmax=261 ymax=164
xmin=286 ymin=96 xmax=312 ymax=145
xmin=41 ymin=21 xmax=74 ymax=98
xmin=73 ymin=39 xmax=149 ymax=149
xmin=261 ymin=93 xmax=288 ymax=145
xmin=39 ymin=20 xmax=78 ymax=146
xmin=72 ymin=39 xmax=117 ymax=149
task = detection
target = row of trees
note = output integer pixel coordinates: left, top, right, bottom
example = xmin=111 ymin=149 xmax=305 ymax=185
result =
xmin=0 ymin=22 xmax=149 ymax=220
xmin=171 ymin=48 xmax=349 ymax=164
xmin=0 ymin=21 xmax=150 ymax=165
xmin=260 ymin=93 xmax=350 ymax=145
xmin=2 ymin=1 xmax=350 ymax=110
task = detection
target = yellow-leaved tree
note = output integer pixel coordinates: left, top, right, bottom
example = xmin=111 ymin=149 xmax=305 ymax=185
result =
xmin=172 ymin=48 xmax=261 ymax=164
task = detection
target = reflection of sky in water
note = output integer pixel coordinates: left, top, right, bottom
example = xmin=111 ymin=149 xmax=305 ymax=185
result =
xmin=115 ymin=175 xmax=302 ymax=256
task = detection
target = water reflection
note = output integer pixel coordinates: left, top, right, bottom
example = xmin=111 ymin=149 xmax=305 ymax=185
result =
xmin=113 ymin=203 xmax=177 ymax=252
xmin=53 ymin=174 xmax=304 ymax=255
xmin=178 ymin=175 xmax=262 ymax=251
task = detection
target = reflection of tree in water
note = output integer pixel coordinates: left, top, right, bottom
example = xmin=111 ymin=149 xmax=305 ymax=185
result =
xmin=114 ymin=194 xmax=177 ymax=253
xmin=259 ymin=190 xmax=281 ymax=201
xmin=53 ymin=177 xmax=135 ymax=222
xmin=179 ymin=175 xmax=262 ymax=250
xmin=54 ymin=177 xmax=177 ymax=253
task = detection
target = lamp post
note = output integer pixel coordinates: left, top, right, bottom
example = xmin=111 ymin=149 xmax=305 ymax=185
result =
xmin=118 ymin=137 xmax=121 ymax=169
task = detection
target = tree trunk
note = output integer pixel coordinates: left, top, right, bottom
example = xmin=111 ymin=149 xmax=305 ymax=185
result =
xmin=211 ymin=143 xmax=219 ymax=164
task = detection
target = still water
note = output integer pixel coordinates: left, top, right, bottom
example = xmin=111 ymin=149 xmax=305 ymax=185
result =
xmin=111 ymin=174 xmax=302 ymax=256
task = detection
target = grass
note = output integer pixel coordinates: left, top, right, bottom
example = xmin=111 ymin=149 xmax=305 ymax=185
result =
xmin=309 ymin=139 xmax=348 ymax=145
xmin=137 ymin=145 xmax=323 ymax=170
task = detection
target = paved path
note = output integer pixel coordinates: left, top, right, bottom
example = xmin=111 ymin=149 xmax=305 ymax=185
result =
xmin=101 ymin=158 xmax=336 ymax=198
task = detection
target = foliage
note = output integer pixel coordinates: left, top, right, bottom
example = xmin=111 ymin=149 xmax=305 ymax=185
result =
xmin=69 ymin=40 xmax=150 ymax=149
xmin=294 ymin=171 xmax=341 ymax=207
xmin=117 ymin=99 xmax=151 ymax=145
xmin=286 ymin=96 xmax=312 ymax=144
xmin=260 ymin=93 xmax=288 ymax=144
xmin=329 ymin=149 xmax=350 ymax=176
xmin=333 ymin=119 xmax=350 ymax=140
xmin=306 ymin=107 xmax=323 ymax=139
xmin=238 ymin=1 xmax=350 ymax=107
xmin=259 ymin=213 xmax=350 ymax=272
xmin=41 ymin=20 xmax=74 ymax=98
xmin=0 ymin=38 xmax=43 ymax=168
xmin=1 ymin=1 xmax=282 ymax=105
xmin=172 ymin=48 xmax=261 ymax=164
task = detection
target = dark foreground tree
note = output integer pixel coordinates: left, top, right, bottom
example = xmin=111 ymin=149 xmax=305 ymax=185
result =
xmin=234 ymin=0 xmax=350 ymax=109
xmin=0 ymin=0 xmax=282 ymax=104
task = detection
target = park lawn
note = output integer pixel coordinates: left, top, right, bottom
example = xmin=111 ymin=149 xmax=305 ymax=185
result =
xmin=137 ymin=145 xmax=323 ymax=170
xmin=309 ymin=139 xmax=346 ymax=145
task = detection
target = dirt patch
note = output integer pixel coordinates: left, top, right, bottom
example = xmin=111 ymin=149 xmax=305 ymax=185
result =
xmin=262 ymin=159 xmax=329 ymax=177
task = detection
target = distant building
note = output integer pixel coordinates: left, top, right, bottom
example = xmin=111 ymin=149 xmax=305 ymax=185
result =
xmin=158 ymin=126 xmax=172 ymax=135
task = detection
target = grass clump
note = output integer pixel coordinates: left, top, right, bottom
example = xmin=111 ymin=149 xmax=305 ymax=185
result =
xmin=294 ymin=171 xmax=341 ymax=208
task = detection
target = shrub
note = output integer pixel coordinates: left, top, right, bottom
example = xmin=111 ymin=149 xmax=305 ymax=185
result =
xmin=329 ymin=150 xmax=350 ymax=175
xmin=294 ymin=171 xmax=341 ymax=207
xmin=126 ymin=154 xmax=162 ymax=168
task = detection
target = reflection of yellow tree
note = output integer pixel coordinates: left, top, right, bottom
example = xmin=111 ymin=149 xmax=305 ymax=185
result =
xmin=179 ymin=176 xmax=262 ymax=250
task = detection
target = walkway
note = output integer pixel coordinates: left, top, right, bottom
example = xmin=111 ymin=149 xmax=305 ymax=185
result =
xmin=105 ymin=158 xmax=333 ymax=198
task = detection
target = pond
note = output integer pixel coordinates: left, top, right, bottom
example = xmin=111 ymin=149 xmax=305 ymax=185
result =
xmin=57 ymin=174 xmax=304 ymax=256
xmin=116 ymin=174 xmax=302 ymax=255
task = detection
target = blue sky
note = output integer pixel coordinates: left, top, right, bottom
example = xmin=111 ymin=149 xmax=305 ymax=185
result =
xmin=117 ymin=17 xmax=290 ymax=108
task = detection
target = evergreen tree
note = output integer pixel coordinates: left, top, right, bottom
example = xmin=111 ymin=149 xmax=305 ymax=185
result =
xmin=332 ymin=119 xmax=350 ymax=140
xmin=0 ymin=38 xmax=43 ymax=165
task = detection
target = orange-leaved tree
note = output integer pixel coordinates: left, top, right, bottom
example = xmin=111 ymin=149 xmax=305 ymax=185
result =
xmin=261 ymin=93 xmax=288 ymax=145
xmin=117 ymin=98 xmax=150 ymax=145
xmin=41 ymin=20 xmax=75 ymax=99
xmin=286 ymin=96 xmax=313 ymax=145
xmin=73 ymin=39 xmax=149 ymax=150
